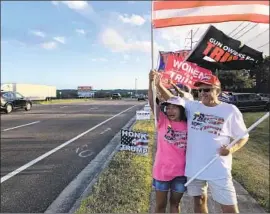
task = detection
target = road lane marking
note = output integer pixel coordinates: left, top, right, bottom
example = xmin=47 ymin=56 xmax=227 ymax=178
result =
xmin=0 ymin=105 xmax=138 ymax=183
xmin=60 ymin=106 xmax=68 ymax=109
xmin=78 ymin=150 xmax=93 ymax=158
xmin=100 ymin=128 xmax=111 ymax=135
xmin=2 ymin=121 xmax=41 ymax=132
xmin=75 ymin=144 xmax=94 ymax=158
xmin=89 ymin=107 xmax=98 ymax=110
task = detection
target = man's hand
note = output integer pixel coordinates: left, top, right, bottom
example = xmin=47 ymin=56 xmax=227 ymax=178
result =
xmin=219 ymin=145 xmax=232 ymax=156
xmin=155 ymin=73 xmax=162 ymax=87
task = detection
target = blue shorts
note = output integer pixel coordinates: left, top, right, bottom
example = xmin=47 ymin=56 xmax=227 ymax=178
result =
xmin=153 ymin=176 xmax=187 ymax=193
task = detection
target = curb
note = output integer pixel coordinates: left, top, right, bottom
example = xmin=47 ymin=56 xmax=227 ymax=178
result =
xmin=45 ymin=115 xmax=137 ymax=214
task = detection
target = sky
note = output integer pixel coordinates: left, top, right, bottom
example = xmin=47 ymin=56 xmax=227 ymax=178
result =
xmin=1 ymin=1 xmax=269 ymax=90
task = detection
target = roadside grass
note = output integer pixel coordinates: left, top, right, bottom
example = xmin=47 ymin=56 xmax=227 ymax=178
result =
xmin=76 ymin=119 xmax=155 ymax=213
xmin=34 ymin=99 xmax=92 ymax=105
xmin=232 ymin=112 xmax=269 ymax=212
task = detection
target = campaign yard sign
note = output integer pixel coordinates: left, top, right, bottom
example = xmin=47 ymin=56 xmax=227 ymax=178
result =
xmin=136 ymin=110 xmax=151 ymax=120
xmin=120 ymin=129 xmax=149 ymax=155
xmin=144 ymin=105 xmax=151 ymax=112
xmin=185 ymin=25 xmax=264 ymax=70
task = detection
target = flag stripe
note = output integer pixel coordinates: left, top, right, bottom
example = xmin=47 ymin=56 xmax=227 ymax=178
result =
xmin=153 ymin=1 xmax=269 ymax=11
xmin=153 ymin=14 xmax=269 ymax=28
xmin=154 ymin=5 xmax=269 ymax=19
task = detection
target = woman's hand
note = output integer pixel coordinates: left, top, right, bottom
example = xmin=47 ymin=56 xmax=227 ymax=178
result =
xmin=149 ymin=69 xmax=157 ymax=82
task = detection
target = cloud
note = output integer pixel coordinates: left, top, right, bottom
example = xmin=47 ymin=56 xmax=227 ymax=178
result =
xmin=118 ymin=14 xmax=146 ymax=26
xmin=76 ymin=29 xmax=86 ymax=35
xmin=101 ymin=28 xmax=163 ymax=53
xmin=127 ymin=1 xmax=136 ymax=4
xmin=51 ymin=1 xmax=89 ymax=10
xmin=61 ymin=1 xmax=89 ymax=10
xmin=51 ymin=1 xmax=96 ymax=22
xmin=30 ymin=30 xmax=46 ymax=38
xmin=53 ymin=36 xmax=66 ymax=44
xmin=51 ymin=1 xmax=59 ymax=5
xmin=41 ymin=41 xmax=58 ymax=50
xmin=123 ymin=54 xmax=130 ymax=60
xmin=91 ymin=58 xmax=107 ymax=62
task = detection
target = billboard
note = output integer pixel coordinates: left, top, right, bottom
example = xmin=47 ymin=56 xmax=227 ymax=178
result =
xmin=77 ymin=86 xmax=94 ymax=98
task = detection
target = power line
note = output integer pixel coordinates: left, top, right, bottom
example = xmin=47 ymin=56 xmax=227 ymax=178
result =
xmin=227 ymin=22 xmax=245 ymax=36
xmin=245 ymin=28 xmax=269 ymax=44
xmin=235 ymin=23 xmax=258 ymax=40
xmin=231 ymin=22 xmax=252 ymax=37
xmin=256 ymin=42 xmax=269 ymax=49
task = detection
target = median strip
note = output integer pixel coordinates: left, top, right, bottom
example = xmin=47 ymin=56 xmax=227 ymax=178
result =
xmin=75 ymin=119 xmax=155 ymax=213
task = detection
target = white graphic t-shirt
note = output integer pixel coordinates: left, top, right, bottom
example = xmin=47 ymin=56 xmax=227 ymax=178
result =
xmin=182 ymin=99 xmax=249 ymax=180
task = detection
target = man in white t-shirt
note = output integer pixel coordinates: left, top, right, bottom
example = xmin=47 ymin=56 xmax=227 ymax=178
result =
xmin=178 ymin=75 xmax=249 ymax=213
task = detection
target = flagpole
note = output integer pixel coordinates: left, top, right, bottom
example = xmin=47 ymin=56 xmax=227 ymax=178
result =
xmin=151 ymin=0 xmax=157 ymax=127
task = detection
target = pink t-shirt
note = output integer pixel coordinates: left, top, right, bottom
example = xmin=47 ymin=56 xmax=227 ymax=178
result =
xmin=153 ymin=111 xmax=187 ymax=181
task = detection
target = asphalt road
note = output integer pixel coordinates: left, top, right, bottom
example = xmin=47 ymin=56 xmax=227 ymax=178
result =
xmin=0 ymin=99 xmax=145 ymax=213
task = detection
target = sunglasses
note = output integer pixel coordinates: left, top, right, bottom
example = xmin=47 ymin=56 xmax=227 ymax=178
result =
xmin=198 ymin=88 xmax=212 ymax=93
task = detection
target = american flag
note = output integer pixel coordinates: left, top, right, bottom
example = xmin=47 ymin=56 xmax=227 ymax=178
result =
xmin=121 ymin=130 xmax=149 ymax=147
xmin=219 ymin=92 xmax=231 ymax=103
xmin=152 ymin=1 xmax=269 ymax=28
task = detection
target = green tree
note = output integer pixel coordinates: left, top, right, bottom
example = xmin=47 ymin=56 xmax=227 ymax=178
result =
xmin=252 ymin=56 xmax=270 ymax=93
xmin=216 ymin=69 xmax=254 ymax=91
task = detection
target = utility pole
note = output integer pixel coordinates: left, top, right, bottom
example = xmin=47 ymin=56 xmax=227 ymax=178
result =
xmin=185 ymin=29 xmax=198 ymax=50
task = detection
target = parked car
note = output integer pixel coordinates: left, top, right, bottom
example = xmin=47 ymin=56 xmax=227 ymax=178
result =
xmin=111 ymin=93 xmax=121 ymax=100
xmin=257 ymin=93 xmax=270 ymax=102
xmin=138 ymin=95 xmax=146 ymax=101
xmin=222 ymin=92 xmax=269 ymax=112
xmin=0 ymin=91 xmax=32 ymax=114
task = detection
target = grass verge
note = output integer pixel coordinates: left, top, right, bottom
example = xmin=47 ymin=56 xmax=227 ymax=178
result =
xmin=34 ymin=99 xmax=92 ymax=105
xmin=76 ymin=119 xmax=155 ymax=213
xmin=232 ymin=112 xmax=269 ymax=212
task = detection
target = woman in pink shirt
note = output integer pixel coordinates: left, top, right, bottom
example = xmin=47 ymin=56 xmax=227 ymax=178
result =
xmin=148 ymin=70 xmax=188 ymax=213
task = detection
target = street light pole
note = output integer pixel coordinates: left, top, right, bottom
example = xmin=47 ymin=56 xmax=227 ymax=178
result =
xmin=135 ymin=78 xmax=137 ymax=96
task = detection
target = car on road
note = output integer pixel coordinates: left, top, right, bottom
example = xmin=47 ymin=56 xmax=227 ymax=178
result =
xmin=138 ymin=95 xmax=146 ymax=101
xmin=221 ymin=92 xmax=269 ymax=112
xmin=111 ymin=93 xmax=121 ymax=100
xmin=1 ymin=91 xmax=32 ymax=114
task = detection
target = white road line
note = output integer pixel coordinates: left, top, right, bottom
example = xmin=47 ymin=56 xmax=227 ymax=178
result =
xmin=60 ymin=106 xmax=68 ymax=109
xmin=2 ymin=121 xmax=41 ymax=132
xmin=89 ymin=107 xmax=98 ymax=110
xmin=0 ymin=105 xmax=137 ymax=184
xmin=100 ymin=128 xmax=111 ymax=135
